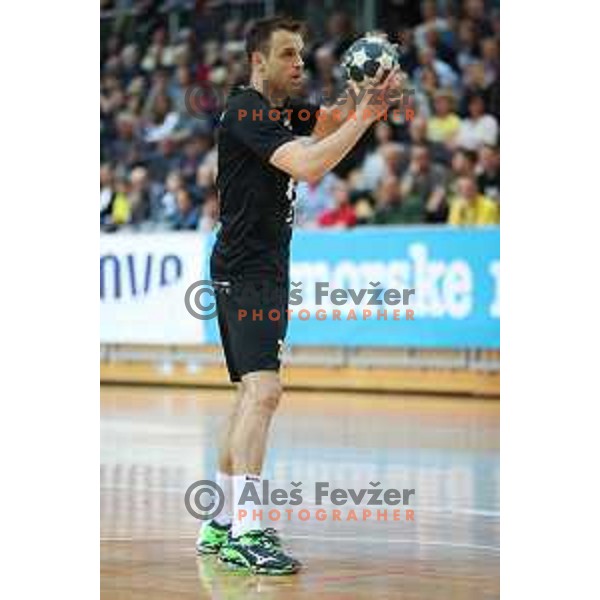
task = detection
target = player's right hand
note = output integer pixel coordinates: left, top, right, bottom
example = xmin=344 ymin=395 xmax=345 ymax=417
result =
xmin=352 ymin=66 xmax=403 ymax=126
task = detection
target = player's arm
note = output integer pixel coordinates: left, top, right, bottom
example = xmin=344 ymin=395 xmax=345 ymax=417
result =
xmin=271 ymin=67 xmax=400 ymax=184
xmin=271 ymin=118 xmax=369 ymax=184
xmin=311 ymin=91 xmax=356 ymax=140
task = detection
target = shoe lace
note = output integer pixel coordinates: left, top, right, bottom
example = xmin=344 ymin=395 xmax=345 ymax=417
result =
xmin=244 ymin=528 xmax=280 ymax=548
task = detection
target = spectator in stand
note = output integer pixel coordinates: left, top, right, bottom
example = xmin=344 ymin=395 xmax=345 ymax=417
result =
xmin=464 ymin=0 xmax=494 ymax=38
xmin=157 ymin=169 xmax=184 ymax=224
xmin=144 ymin=93 xmax=180 ymax=143
xmin=172 ymin=188 xmax=200 ymax=230
xmin=422 ymin=27 xmax=458 ymax=73
xmin=318 ymin=180 xmax=357 ymax=228
xmin=148 ymin=137 xmax=181 ymax=183
xmin=171 ymin=65 xmax=194 ymax=115
xmin=296 ymin=173 xmax=340 ymax=228
xmin=198 ymin=187 xmax=219 ymax=233
xmin=415 ymin=46 xmax=459 ymax=92
xmin=476 ymin=144 xmax=500 ymax=201
xmin=307 ymin=46 xmax=343 ymax=106
xmin=458 ymin=61 xmax=490 ymax=113
xmin=141 ymin=26 xmax=176 ymax=73
xmin=456 ymin=19 xmax=480 ymax=72
xmin=128 ymin=167 xmax=153 ymax=225
xmin=100 ymin=163 xmax=115 ymax=223
xmin=448 ymin=175 xmax=499 ymax=226
xmin=143 ymin=69 xmax=171 ymax=119
xmin=372 ymin=176 xmax=421 ymax=225
xmin=448 ymin=148 xmax=477 ymax=195
xmin=359 ymin=138 xmax=405 ymax=194
xmin=413 ymin=64 xmax=440 ymax=118
xmin=455 ymin=92 xmax=498 ymax=151
xmin=108 ymin=111 xmax=140 ymax=167
xmin=102 ymin=173 xmax=131 ymax=231
xmin=358 ymin=122 xmax=394 ymax=190
xmin=400 ymin=144 xmax=448 ymax=223
xmin=427 ymin=89 xmax=461 ymax=148
xmin=100 ymin=2 xmax=500 ymax=231
xmin=120 ymin=43 xmax=142 ymax=87
xmin=323 ymin=12 xmax=355 ymax=60
xmin=414 ymin=0 xmax=451 ymax=51
xmin=179 ymin=133 xmax=212 ymax=186
xmin=480 ymin=37 xmax=499 ymax=87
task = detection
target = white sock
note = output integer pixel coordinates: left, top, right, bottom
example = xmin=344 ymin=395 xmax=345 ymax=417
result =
xmin=232 ymin=474 xmax=262 ymax=538
xmin=213 ymin=471 xmax=233 ymax=526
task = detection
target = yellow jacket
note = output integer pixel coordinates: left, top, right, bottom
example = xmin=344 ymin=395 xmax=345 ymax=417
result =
xmin=448 ymin=194 xmax=499 ymax=226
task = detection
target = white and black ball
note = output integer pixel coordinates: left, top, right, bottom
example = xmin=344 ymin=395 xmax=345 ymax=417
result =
xmin=341 ymin=35 xmax=400 ymax=85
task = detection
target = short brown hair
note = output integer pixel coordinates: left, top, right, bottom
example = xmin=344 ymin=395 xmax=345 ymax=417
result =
xmin=245 ymin=16 xmax=305 ymax=61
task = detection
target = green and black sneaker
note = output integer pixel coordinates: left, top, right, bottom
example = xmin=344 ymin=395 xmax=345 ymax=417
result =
xmin=218 ymin=529 xmax=301 ymax=575
xmin=196 ymin=520 xmax=231 ymax=555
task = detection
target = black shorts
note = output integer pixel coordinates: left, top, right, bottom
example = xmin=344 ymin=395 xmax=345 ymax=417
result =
xmin=213 ymin=279 xmax=289 ymax=383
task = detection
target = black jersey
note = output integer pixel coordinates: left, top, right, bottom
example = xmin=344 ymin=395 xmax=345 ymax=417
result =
xmin=211 ymin=87 xmax=318 ymax=282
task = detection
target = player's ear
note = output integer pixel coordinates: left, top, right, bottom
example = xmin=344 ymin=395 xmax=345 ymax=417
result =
xmin=251 ymin=50 xmax=267 ymax=72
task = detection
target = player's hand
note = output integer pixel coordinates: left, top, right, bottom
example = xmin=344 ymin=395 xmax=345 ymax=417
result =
xmin=352 ymin=66 xmax=402 ymax=126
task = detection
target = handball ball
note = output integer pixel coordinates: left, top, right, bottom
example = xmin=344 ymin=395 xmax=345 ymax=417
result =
xmin=341 ymin=35 xmax=400 ymax=85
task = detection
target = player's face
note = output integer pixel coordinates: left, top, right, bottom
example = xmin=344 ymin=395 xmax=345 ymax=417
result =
xmin=264 ymin=30 xmax=305 ymax=96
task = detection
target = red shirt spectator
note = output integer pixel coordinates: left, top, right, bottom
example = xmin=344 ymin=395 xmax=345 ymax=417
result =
xmin=317 ymin=180 xmax=357 ymax=228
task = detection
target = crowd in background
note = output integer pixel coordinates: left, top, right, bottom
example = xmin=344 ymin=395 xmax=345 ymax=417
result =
xmin=100 ymin=0 xmax=500 ymax=232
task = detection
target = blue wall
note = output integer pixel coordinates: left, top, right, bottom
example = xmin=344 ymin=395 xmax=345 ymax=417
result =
xmin=204 ymin=227 xmax=500 ymax=349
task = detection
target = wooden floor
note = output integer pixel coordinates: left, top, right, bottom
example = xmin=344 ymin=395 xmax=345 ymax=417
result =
xmin=101 ymin=386 xmax=499 ymax=599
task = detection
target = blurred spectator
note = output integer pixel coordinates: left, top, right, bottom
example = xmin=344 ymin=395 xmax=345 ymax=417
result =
xmin=100 ymin=163 xmax=115 ymax=223
xmin=180 ymin=133 xmax=212 ymax=185
xmin=476 ymin=144 xmax=500 ymax=201
xmin=455 ymin=92 xmax=498 ymax=150
xmin=157 ymin=170 xmax=184 ymax=223
xmin=101 ymin=173 xmax=131 ymax=230
xmin=448 ymin=148 xmax=478 ymax=195
xmin=128 ymin=167 xmax=153 ymax=225
xmin=141 ymin=27 xmax=176 ymax=72
xmin=296 ymin=173 xmax=339 ymax=228
xmin=400 ymin=144 xmax=448 ymax=222
xmin=372 ymin=176 xmax=422 ymax=225
xmin=415 ymin=47 xmax=459 ymax=92
xmin=317 ymin=180 xmax=357 ymax=228
xmin=427 ymin=89 xmax=461 ymax=147
xmin=198 ymin=187 xmax=219 ymax=233
xmin=456 ymin=19 xmax=480 ymax=72
xmin=403 ymin=115 xmax=449 ymax=165
xmin=323 ymin=12 xmax=355 ymax=60
xmin=480 ymin=37 xmax=499 ymax=87
xmin=144 ymin=93 xmax=180 ymax=142
xmin=448 ymin=175 xmax=499 ymax=226
xmin=172 ymin=188 xmax=200 ymax=230
xmin=307 ymin=46 xmax=344 ymax=106
xmin=464 ymin=0 xmax=494 ymax=38
xmin=414 ymin=1 xmax=451 ymax=51
xmin=100 ymin=3 xmax=500 ymax=231
xmin=359 ymin=131 xmax=405 ymax=192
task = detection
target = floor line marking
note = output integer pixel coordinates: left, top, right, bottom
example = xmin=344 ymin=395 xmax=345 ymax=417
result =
xmin=100 ymin=534 xmax=500 ymax=554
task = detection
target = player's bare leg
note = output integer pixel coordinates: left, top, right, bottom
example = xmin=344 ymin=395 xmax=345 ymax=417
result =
xmin=230 ymin=371 xmax=282 ymax=475
xmin=218 ymin=382 xmax=245 ymax=474
xmin=196 ymin=382 xmax=244 ymax=554
xmin=217 ymin=371 xmax=299 ymax=574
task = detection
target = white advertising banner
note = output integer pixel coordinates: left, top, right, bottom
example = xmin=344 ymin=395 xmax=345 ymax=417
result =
xmin=100 ymin=232 xmax=208 ymax=344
